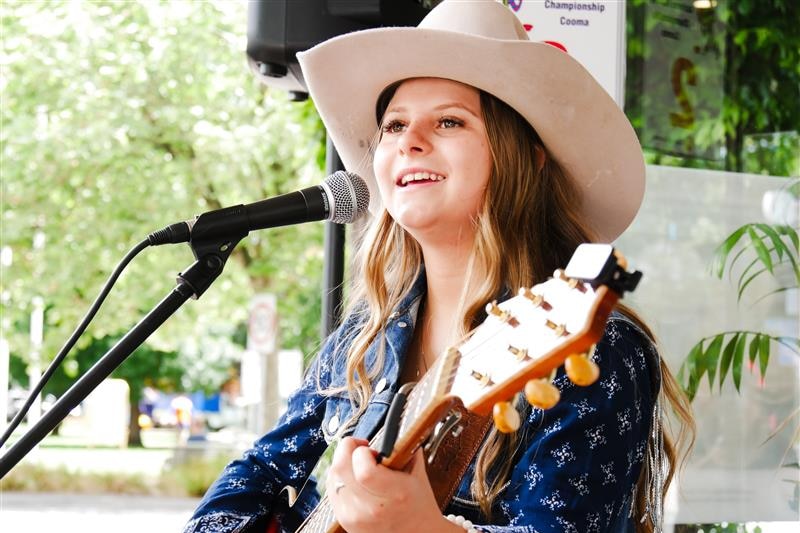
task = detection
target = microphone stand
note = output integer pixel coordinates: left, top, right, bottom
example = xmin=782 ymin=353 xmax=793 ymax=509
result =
xmin=0 ymin=232 xmax=245 ymax=478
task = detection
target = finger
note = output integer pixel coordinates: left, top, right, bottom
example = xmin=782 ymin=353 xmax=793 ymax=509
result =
xmin=327 ymin=437 xmax=363 ymax=496
xmin=352 ymin=445 xmax=428 ymax=498
xmin=351 ymin=444 xmax=392 ymax=496
xmin=332 ymin=436 xmax=364 ymax=463
xmin=330 ymin=437 xmax=370 ymax=474
xmin=328 ymin=441 xmax=382 ymax=526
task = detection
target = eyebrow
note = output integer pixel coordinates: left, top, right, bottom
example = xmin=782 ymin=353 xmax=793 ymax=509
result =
xmin=384 ymin=102 xmax=481 ymax=119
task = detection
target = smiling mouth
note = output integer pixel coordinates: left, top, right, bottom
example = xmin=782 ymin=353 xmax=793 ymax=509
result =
xmin=397 ymin=171 xmax=446 ymax=187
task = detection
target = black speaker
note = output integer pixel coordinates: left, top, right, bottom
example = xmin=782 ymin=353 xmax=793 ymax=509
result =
xmin=246 ymin=0 xmax=433 ymax=100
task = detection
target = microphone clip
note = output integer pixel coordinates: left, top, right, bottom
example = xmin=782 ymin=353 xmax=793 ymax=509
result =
xmin=179 ymin=231 xmax=246 ymax=299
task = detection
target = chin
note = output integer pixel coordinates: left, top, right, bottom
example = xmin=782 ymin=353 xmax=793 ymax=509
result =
xmin=390 ymin=204 xmax=435 ymax=227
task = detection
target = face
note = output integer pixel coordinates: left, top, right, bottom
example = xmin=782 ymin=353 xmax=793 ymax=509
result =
xmin=373 ymin=78 xmax=492 ymax=244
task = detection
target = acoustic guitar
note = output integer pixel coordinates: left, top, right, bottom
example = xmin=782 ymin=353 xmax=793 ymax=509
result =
xmin=277 ymin=243 xmax=641 ymax=533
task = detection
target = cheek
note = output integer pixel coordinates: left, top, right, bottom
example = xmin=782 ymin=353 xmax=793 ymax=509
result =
xmin=373 ymin=146 xmax=387 ymax=171
xmin=372 ymin=145 xmax=394 ymax=197
xmin=462 ymin=140 xmax=493 ymax=197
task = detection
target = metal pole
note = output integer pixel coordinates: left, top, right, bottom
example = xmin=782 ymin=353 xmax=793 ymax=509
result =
xmin=322 ymin=135 xmax=346 ymax=338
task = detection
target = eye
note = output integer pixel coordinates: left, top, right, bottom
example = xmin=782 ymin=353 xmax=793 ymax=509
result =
xmin=381 ymin=119 xmax=405 ymax=134
xmin=439 ymin=116 xmax=464 ymax=129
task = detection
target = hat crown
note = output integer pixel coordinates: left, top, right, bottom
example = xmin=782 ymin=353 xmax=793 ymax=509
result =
xmin=419 ymin=0 xmax=529 ymax=42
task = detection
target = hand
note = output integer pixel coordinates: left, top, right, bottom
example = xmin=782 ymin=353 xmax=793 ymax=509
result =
xmin=326 ymin=437 xmax=460 ymax=533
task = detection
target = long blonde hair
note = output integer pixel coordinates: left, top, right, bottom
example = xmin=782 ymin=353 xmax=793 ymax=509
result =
xmin=333 ymin=81 xmax=694 ymax=530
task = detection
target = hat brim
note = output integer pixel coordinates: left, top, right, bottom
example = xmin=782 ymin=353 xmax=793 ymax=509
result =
xmin=298 ymin=27 xmax=644 ymax=242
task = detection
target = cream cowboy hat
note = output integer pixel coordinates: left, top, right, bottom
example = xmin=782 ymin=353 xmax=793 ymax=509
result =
xmin=297 ymin=0 xmax=645 ymax=242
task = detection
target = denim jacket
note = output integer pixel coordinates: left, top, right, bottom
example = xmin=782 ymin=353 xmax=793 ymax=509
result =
xmin=184 ymin=273 xmax=659 ymax=533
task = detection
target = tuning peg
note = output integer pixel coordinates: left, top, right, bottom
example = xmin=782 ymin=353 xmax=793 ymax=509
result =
xmin=613 ymin=249 xmax=629 ymax=270
xmin=486 ymin=300 xmax=506 ymax=319
xmin=565 ymin=353 xmax=600 ymax=386
xmin=518 ymin=287 xmax=550 ymax=309
xmin=470 ymin=370 xmax=492 ymax=387
xmin=485 ymin=301 xmax=519 ymax=327
xmin=553 ymin=269 xmax=586 ymax=292
xmin=507 ymin=344 xmax=528 ymax=361
xmin=545 ymin=319 xmax=568 ymax=337
xmin=524 ymin=378 xmax=560 ymax=409
xmin=492 ymin=401 xmax=521 ymax=433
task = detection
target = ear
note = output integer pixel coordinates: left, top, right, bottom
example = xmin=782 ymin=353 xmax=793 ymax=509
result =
xmin=534 ymin=145 xmax=547 ymax=175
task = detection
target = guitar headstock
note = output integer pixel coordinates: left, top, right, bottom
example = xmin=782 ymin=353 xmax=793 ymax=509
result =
xmin=437 ymin=244 xmax=641 ymax=429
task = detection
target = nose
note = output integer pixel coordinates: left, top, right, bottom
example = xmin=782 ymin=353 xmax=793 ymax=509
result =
xmin=398 ymin=123 xmax=431 ymax=155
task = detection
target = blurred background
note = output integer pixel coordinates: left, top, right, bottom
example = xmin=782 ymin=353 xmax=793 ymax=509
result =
xmin=1 ymin=1 xmax=797 ymax=532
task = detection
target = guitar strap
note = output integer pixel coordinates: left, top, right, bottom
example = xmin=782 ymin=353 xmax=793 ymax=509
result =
xmin=424 ymin=406 xmax=493 ymax=510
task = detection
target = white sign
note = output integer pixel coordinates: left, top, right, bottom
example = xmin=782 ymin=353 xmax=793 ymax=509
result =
xmin=240 ymin=349 xmax=262 ymax=404
xmin=277 ymin=349 xmax=303 ymax=400
xmin=247 ymin=293 xmax=278 ymax=354
xmin=509 ymin=0 xmax=627 ymax=106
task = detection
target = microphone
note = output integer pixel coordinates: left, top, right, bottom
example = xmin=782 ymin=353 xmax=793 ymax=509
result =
xmin=148 ymin=171 xmax=369 ymax=245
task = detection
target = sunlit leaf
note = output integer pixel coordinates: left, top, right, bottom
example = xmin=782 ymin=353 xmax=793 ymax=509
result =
xmin=681 ymin=341 xmax=703 ymax=400
xmin=737 ymin=265 xmax=767 ymax=302
xmin=756 ymin=223 xmax=800 ymax=285
xmin=755 ymin=223 xmax=787 ymax=260
xmin=752 ymin=286 xmax=797 ymax=306
xmin=732 ymin=334 xmax=747 ymax=392
xmin=704 ymin=334 xmax=724 ymax=390
xmin=758 ymin=334 xmax=770 ymax=380
xmin=748 ymin=333 xmax=760 ymax=366
xmin=719 ymin=333 xmax=739 ymax=392
xmin=747 ymin=226 xmax=774 ymax=274
xmin=712 ymin=226 xmax=748 ymax=278
xmin=774 ymin=225 xmax=799 ymax=253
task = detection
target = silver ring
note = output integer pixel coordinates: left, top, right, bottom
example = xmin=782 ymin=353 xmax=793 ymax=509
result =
xmin=334 ymin=481 xmax=346 ymax=495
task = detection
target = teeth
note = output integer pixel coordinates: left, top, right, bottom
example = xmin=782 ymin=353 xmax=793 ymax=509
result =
xmin=400 ymin=172 xmax=445 ymax=186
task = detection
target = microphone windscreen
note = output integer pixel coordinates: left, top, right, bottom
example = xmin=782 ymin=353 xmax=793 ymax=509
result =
xmin=324 ymin=171 xmax=370 ymax=224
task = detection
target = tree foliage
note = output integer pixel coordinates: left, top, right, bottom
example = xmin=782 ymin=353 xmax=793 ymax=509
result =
xmin=1 ymin=1 xmax=327 ymax=400
xmin=625 ymin=0 xmax=799 ymax=175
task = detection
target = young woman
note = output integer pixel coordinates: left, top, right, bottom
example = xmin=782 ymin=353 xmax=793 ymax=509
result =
xmin=183 ymin=2 xmax=693 ymax=532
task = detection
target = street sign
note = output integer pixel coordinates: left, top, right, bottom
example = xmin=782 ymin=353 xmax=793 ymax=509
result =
xmin=247 ymin=293 xmax=277 ymax=354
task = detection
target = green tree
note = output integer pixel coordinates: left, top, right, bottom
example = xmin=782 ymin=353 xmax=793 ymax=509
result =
xmin=625 ymin=0 xmax=799 ymax=174
xmin=1 ymin=1 xmax=328 ymax=443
